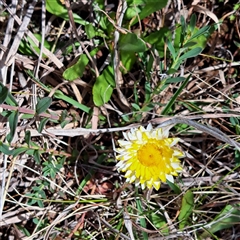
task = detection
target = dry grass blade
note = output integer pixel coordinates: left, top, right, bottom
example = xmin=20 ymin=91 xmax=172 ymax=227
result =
xmin=158 ymin=117 xmax=240 ymax=150
xmin=0 ymin=0 xmax=240 ymax=239
xmin=192 ymin=5 xmax=220 ymax=33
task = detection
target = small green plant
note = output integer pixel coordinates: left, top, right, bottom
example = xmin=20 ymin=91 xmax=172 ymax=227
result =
xmin=1 ymin=0 xmax=239 ymax=239
xmin=43 ymin=0 xmax=213 ymax=115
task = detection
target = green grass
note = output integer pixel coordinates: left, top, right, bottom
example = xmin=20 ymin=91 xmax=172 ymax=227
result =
xmin=0 ymin=0 xmax=240 ymax=239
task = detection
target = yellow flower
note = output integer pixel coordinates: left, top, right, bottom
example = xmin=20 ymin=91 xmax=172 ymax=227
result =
xmin=116 ymin=124 xmax=184 ymax=190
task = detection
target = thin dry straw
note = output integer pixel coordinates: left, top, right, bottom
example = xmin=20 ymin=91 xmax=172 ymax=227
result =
xmin=157 ymin=117 xmax=240 ymax=151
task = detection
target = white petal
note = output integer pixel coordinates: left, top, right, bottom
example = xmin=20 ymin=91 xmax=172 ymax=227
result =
xmin=171 ymin=162 xmax=181 ymax=169
xmin=129 ymin=175 xmax=136 ymax=183
xmin=120 ymin=154 xmax=132 ymax=161
xmin=146 ymin=178 xmax=154 ymax=189
xmin=125 ymin=170 xmax=132 ymax=178
xmin=135 ymin=179 xmax=140 ymax=186
xmin=131 ymin=128 xmax=136 ymax=134
xmin=153 ymin=181 xmax=161 ymax=190
xmin=136 ymin=130 xmax=142 ymax=140
xmin=118 ymin=140 xmax=131 ymax=146
xmin=166 ymin=174 xmax=174 ymax=183
xmin=122 ymin=162 xmax=132 ymax=171
xmin=170 ymin=138 xmax=179 ymax=147
xmin=146 ymin=123 xmax=153 ymax=131
xmin=161 ymin=127 xmax=170 ymax=138
xmin=123 ymin=131 xmax=128 ymax=140
xmin=157 ymin=129 xmax=164 ymax=139
xmin=151 ymin=130 xmax=157 ymax=138
xmin=116 ymin=161 xmax=127 ymax=168
xmin=173 ymin=149 xmax=184 ymax=157
xmin=116 ymin=162 xmax=124 ymax=169
xmin=127 ymin=132 xmax=137 ymax=141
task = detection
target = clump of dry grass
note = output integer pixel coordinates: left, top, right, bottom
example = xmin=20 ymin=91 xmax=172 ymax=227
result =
xmin=0 ymin=0 xmax=240 ymax=239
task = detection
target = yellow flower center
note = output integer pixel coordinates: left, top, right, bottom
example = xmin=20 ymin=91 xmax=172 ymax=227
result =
xmin=137 ymin=142 xmax=163 ymax=167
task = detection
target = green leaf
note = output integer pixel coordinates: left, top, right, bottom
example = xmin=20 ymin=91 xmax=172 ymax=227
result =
xmin=141 ymin=103 xmax=155 ymax=112
xmin=36 ymin=97 xmax=52 ymax=115
xmin=182 ymin=41 xmax=198 ymax=48
xmin=38 ymin=118 xmax=49 ymax=133
xmin=174 ymin=25 xmax=182 ymax=49
xmin=21 ymin=113 xmax=35 ymax=119
xmin=63 ymin=54 xmax=89 ymax=81
xmin=165 ymin=77 xmax=185 ymax=84
xmin=0 ymin=83 xmax=9 ymax=104
xmin=120 ymin=51 xmax=136 ymax=72
xmin=33 ymin=150 xmax=41 ymax=164
xmin=189 ymin=14 xmax=197 ymax=33
xmin=178 ymin=190 xmax=194 ymax=230
xmin=95 ymin=11 xmax=114 ymax=34
xmin=180 ymin=16 xmax=186 ymax=45
xmin=144 ymin=28 xmax=170 ymax=56
xmin=16 ymin=225 xmax=31 ymax=237
xmin=0 ymin=142 xmax=12 ymax=155
xmin=37 ymin=199 xmax=44 ymax=208
xmin=25 ymin=70 xmax=50 ymax=92
xmin=63 ymin=48 xmax=98 ymax=81
xmin=200 ymin=204 xmax=240 ymax=238
xmin=60 ymin=110 xmax=69 ymax=128
xmin=7 ymin=110 xmax=19 ymax=143
xmin=144 ymin=81 xmax=151 ymax=102
xmin=12 ymin=147 xmax=27 ymax=157
xmin=148 ymin=212 xmax=169 ymax=234
xmin=234 ymin=40 xmax=240 ymax=48
xmin=167 ymin=180 xmax=181 ymax=194
xmin=54 ymin=90 xmax=90 ymax=113
xmin=93 ymin=66 xmax=115 ymax=106
xmin=85 ymin=23 xmax=96 ymax=39
xmin=146 ymin=54 xmax=154 ymax=76
xmin=230 ymin=116 xmax=239 ymax=125
xmin=161 ymin=75 xmax=191 ymax=115
xmin=42 ymin=161 xmax=62 ymax=178
xmin=131 ymin=103 xmax=141 ymax=111
xmin=46 ymin=0 xmax=87 ymax=25
xmin=180 ymin=101 xmax=204 ymax=113
xmin=167 ymin=40 xmax=176 ymax=60
xmin=25 ymin=130 xmax=31 ymax=146
xmin=125 ymin=5 xmax=141 ymax=19
xmin=25 ymin=149 xmax=34 ymax=155
xmin=129 ymin=0 xmax=168 ymax=25
xmin=19 ymin=33 xmax=53 ymax=57
xmin=122 ymin=114 xmax=130 ymax=122
xmin=94 ymin=0 xmax=104 ymax=9
xmin=187 ymin=25 xmax=211 ymax=42
xmin=136 ymin=197 xmax=148 ymax=240
xmin=5 ymin=91 xmax=18 ymax=106
xmin=86 ymin=23 xmax=102 ymax=39
xmin=119 ymin=33 xmax=147 ymax=52
xmin=235 ymin=150 xmax=240 ymax=166
xmin=178 ymin=47 xmax=202 ymax=62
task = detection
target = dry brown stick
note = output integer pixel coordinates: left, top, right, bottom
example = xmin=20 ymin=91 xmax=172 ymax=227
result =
xmin=113 ymin=0 xmax=130 ymax=109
